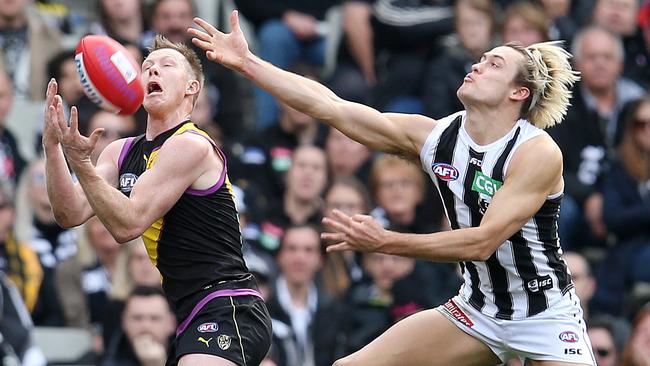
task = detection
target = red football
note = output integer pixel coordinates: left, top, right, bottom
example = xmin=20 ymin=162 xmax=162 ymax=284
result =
xmin=75 ymin=35 xmax=143 ymax=115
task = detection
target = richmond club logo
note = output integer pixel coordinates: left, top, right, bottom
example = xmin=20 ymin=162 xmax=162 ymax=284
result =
xmin=432 ymin=163 xmax=459 ymax=181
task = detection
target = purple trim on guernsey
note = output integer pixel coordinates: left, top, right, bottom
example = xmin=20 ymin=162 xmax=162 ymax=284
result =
xmin=175 ymin=288 xmax=263 ymax=337
xmin=182 ymin=130 xmax=229 ymax=196
xmin=117 ymin=137 xmax=136 ymax=171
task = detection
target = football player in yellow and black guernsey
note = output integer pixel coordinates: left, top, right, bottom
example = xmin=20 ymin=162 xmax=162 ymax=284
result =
xmin=42 ymin=35 xmax=271 ymax=366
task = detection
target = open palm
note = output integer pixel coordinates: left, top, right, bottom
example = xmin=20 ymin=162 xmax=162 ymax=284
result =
xmin=188 ymin=12 xmax=250 ymax=72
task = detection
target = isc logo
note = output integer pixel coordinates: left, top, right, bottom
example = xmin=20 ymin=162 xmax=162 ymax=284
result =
xmin=432 ymin=163 xmax=459 ymax=181
xmin=559 ymin=331 xmax=579 ymax=343
xmin=564 ymin=348 xmax=583 ymax=355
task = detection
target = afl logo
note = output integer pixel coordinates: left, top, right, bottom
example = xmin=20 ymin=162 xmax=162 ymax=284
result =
xmin=119 ymin=173 xmax=138 ymax=193
xmin=559 ymin=331 xmax=579 ymax=343
xmin=197 ymin=322 xmax=218 ymax=333
xmin=432 ymin=163 xmax=459 ymax=181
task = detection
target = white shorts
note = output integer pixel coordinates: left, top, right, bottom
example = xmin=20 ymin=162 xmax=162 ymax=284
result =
xmin=436 ymin=290 xmax=596 ymax=365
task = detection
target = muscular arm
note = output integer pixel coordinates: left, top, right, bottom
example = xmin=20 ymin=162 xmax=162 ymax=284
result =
xmin=71 ymin=134 xmax=219 ymax=243
xmin=45 ymin=141 xmax=120 ymax=228
xmin=189 ymin=14 xmax=436 ymax=160
xmin=326 ymin=135 xmax=564 ymax=261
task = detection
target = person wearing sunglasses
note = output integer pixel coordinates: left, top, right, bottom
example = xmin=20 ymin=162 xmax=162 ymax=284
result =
xmin=587 ymin=318 xmax=619 ymax=366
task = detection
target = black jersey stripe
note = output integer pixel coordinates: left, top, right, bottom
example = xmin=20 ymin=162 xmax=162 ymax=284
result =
xmin=433 ymin=116 xmax=462 ymax=230
xmin=535 ymin=197 xmax=571 ymax=292
xmin=462 ymin=148 xmax=490 ymax=312
xmin=510 ymin=231 xmax=548 ymax=316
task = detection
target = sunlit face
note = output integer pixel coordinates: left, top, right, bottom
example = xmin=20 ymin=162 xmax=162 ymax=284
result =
xmin=0 ymin=0 xmax=28 ymax=19
xmin=277 ymin=227 xmax=322 ymax=287
xmin=324 ymin=184 xmax=366 ymax=217
xmin=88 ymin=111 xmax=135 ymax=164
xmin=456 ymin=3 xmax=492 ymax=55
xmin=502 ymin=16 xmax=545 ymax=47
xmin=286 ymin=147 xmax=328 ymax=201
xmin=0 ymin=72 xmax=12 ymax=124
xmin=593 ymin=0 xmax=638 ymax=36
xmin=57 ymin=59 xmax=84 ymax=105
xmin=575 ymin=30 xmax=622 ymax=92
xmin=325 ymin=128 xmax=370 ymax=178
xmin=362 ymin=253 xmax=414 ymax=291
xmin=128 ymin=241 xmax=161 ymax=286
xmin=563 ymin=252 xmax=595 ymax=304
xmin=588 ymin=327 xmax=617 ymax=366
xmin=633 ymin=101 xmax=650 ymax=153
xmin=375 ymin=166 xmax=423 ymax=221
xmin=86 ymin=217 xmax=120 ymax=263
xmin=151 ymin=0 xmax=194 ymax=43
xmin=457 ymin=46 xmax=527 ymax=108
xmin=141 ymin=49 xmax=197 ymax=114
xmin=122 ymin=295 xmax=175 ymax=345
xmin=102 ymin=0 xmax=141 ymax=23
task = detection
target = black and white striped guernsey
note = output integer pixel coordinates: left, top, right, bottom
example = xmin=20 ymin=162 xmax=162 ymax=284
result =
xmin=420 ymin=111 xmax=573 ymax=320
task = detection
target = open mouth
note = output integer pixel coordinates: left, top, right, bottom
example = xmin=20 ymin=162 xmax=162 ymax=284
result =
xmin=147 ymin=81 xmax=163 ymax=95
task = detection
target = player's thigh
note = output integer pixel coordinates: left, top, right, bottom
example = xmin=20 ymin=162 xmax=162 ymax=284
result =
xmin=178 ymin=353 xmax=238 ymax=366
xmin=335 ymin=308 xmax=501 ymax=366
xmin=530 ymin=361 xmax=591 ymax=366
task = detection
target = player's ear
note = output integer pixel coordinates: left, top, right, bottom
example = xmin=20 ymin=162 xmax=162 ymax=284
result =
xmin=186 ymin=79 xmax=200 ymax=97
xmin=510 ymin=86 xmax=530 ymax=102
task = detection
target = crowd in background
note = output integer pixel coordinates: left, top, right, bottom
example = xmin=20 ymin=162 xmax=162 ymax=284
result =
xmin=0 ymin=0 xmax=649 ymax=365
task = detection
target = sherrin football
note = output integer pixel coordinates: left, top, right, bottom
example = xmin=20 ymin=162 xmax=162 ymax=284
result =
xmin=75 ymin=35 xmax=144 ymax=115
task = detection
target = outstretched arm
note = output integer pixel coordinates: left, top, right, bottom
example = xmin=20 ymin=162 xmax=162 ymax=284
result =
xmin=43 ymin=79 xmax=117 ymax=227
xmin=323 ymin=136 xmax=564 ymax=261
xmin=188 ymin=12 xmax=435 ymax=160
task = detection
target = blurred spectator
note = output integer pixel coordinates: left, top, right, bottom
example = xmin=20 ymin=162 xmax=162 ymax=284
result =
xmin=328 ymin=0 xmax=454 ymax=113
xmin=594 ymin=96 xmax=650 ymax=317
xmin=0 ymin=272 xmax=46 ymax=366
xmin=0 ymin=180 xmax=41 ymax=312
xmin=343 ymin=252 xmax=414 ymax=353
xmin=103 ymin=239 xmax=160 ymax=347
xmin=320 ymin=177 xmax=370 ymax=299
xmin=234 ymin=0 xmax=337 ymax=128
xmin=46 ymin=50 xmax=84 ymax=108
xmin=501 ymin=1 xmax=549 ymax=47
xmin=423 ymin=0 xmax=497 ymax=119
xmin=15 ymin=157 xmax=77 ymax=326
xmin=0 ymin=69 xmax=26 ymax=193
xmin=369 ymin=154 xmax=441 ymax=233
xmin=89 ymin=0 xmax=149 ymax=48
xmin=620 ymin=305 xmax=650 ymax=366
xmin=537 ymin=0 xmax=584 ymax=46
xmin=84 ymin=110 xmax=137 ymax=165
xmin=636 ymin=2 xmax=650 ymax=88
xmin=190 ymin=84 xmax=223 ymax=144
xmin=548 ymin=26 xmax=644 ymax=250
xmin=592 ymin=0 xmax=650 ymax=88
xmin=266 ymin=225 xmax=344 ymax=366
xmin=241 ymin=99 xmax=327 ymax=202
xmin=563 ymin=251 xmax=596 ymax=318
xmin=101 ymin=285 xmax=175 ymax=366
xmin=324 ymin=127 xmax=371 ymax=182
xmin=257 ymin=145 xmax=328 ymax=253
xmin=588 ymin=317 xmax=620 ymax=366
xmin=0 ymin=0 xmax=61 ymax=100
xmin=150 ymin=0 xmax=247 ymax=139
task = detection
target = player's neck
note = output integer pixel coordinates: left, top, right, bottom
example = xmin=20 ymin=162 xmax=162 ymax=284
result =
xmin=146 ymin=107 xmax=192 ymax=140
xmin=464 ymin=104 xmax=520 ymax=146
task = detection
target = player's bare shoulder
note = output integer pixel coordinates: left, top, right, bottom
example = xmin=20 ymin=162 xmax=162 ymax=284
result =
xmin=505 ymin=133 xmax=563 ymax=192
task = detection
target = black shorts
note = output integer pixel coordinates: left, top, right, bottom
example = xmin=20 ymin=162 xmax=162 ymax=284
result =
xmin=166 ymin=295 xmax=272 ymax=366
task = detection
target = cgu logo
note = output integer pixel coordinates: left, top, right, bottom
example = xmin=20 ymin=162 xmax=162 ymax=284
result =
xmin=432 ymin=163 xmax=459 ymax=181
xmin=559 ymin=331 xmax=579 ymax=343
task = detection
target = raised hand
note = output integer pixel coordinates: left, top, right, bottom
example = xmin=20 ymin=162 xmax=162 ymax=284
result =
xmin=322 ymin=210 xmax=389 ymax=253
xmin=48 ymin=99 xmax=104 ymax=169
xmin=43 ymin=79 xmax=63 ymax=148
xmin=188 ymin=11 xmax=251 ymax=72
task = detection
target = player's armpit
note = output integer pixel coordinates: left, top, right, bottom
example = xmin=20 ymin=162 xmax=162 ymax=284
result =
xmin=476 ymin=135 xmax=563 ymax=258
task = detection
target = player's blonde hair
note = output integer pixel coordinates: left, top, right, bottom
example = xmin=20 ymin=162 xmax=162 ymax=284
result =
xmin=149 ymin=34 xmax=204 ymax=106
xmin=506 ymin=41 xmax=580 ymax=129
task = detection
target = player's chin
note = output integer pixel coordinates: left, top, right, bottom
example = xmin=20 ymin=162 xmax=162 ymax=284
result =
xmin=142 ymin=95 xmax=165 ymax=111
